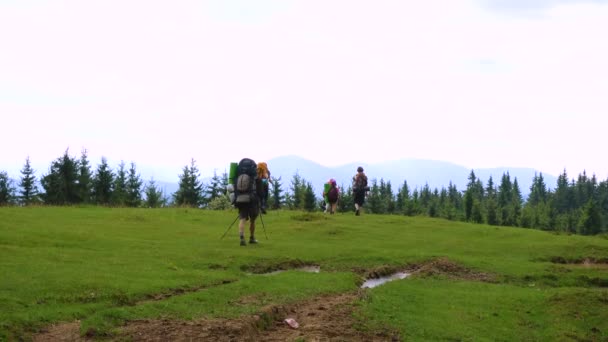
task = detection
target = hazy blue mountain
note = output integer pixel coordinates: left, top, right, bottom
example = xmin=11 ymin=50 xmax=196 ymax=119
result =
xmin=266 ymin=156 xmax=557 ymax=197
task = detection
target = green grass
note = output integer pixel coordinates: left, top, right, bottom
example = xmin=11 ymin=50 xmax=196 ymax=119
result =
xmin=1 ymin=207 xmax=607 ymax=341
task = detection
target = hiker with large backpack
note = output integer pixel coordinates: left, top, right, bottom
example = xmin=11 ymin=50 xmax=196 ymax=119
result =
xmin=232 ymin=158 xmax=261 ymax=246
xmin=352 ymin=166 xmax=368 ymax=216
xmin=323 ymin=178 xmax=340 ymax=214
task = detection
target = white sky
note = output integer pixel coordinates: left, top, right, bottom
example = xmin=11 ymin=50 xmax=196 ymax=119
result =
xmin=1 ymin=0 xmax=607 ymax=181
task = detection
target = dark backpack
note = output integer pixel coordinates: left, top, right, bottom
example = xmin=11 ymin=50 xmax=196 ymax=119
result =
xmin=235 ymin=158 xmax=257 ymax=204
xmin=327 ymin=186 xmax=339 ymax=202
xmin=353 ymin=174 xmax=368 ymax=192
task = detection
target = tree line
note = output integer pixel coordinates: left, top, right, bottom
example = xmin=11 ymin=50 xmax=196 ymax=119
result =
xmin=1 ymin=150 xmax=606 ymax=235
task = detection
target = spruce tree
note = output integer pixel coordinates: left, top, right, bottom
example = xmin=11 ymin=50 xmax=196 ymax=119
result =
xmin=366 ymin=179 xmax=382 ymax=214
xmin=303 ymin=182 xmax=316 ymax=212
xmin=144 ymin=179 xmax=166 ymax=208
xmin=40 ymin=149 xmax=80 ymax=205
xmin=78 ymin=149 xmax=93 ymax=204
xmin=289 ymin=172 xmax=303 ymax=210
xmin=0 ymin=171 xmax=16 ymax=205
xmin=112 ymin=161 xmax=128 ymax=206
xmin=126 ymin=162 xmax=143 ymax=207
xmin=578 ymin=200 xmax=602 ymax=235
xmin=19 ymin=156 xmax=39 ymax=205
xmin=205 ymin=170 xmax=223 ymax=202
xmin=338 ymin=184 xmax=354 ymax=213
xmin=270 ymin=176 xmax=284 ymax=209
xmin=173 ymin=159 xmax=204 ymax=207
xmin=93 ymin=157 xmax=114 ymax=205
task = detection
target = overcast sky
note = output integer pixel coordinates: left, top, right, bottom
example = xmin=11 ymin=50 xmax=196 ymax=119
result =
xmin=1 ymin=0 xmax=607 ymax=181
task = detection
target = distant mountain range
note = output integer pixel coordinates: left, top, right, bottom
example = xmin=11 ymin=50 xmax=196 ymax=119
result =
xmin=265 ymin=155 xmax=557 ymax=197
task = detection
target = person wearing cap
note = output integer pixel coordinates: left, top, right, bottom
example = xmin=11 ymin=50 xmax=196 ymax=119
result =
xmin=352 ymin=166 xmax=368 ymax=216
xmin=323 ymin=178 xmax=340 ymax=214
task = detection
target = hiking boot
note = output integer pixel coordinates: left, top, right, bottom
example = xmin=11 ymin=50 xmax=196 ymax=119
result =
xmin=240 ymin=239 xmax=246 ymax=246
xmin=249 ymin=238 xmax=258 ymax=244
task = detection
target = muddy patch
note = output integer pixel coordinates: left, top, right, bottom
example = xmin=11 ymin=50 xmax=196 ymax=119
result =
xmin=409 ymin=257 xmax=496 ymax=282
xmin=550 ymin=256 xmax=608 ymax=269
xmin=32 ymin=321 xmax=85 ymax=342
xmin=241 ymin=259 xmax=319 ymax=275
xmin=119 ymin=292 xmax=399 ymax=342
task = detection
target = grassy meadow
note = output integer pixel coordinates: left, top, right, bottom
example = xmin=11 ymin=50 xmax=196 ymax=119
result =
xmin=1 ymin=207 xmax=607 ymax=341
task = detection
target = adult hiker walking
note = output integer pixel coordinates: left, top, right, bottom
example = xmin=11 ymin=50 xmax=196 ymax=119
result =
xmin=352 ymin=166 xmax=368 ymax=216
xmin=234 ymin=158 xmax=261 ymax=246
xmin=323 ymin=178 xmax=340 ymax=214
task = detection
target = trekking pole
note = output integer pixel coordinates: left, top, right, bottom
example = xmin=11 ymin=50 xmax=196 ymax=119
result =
xmin=221 ymin=214 xmax=240 ymax=240
xmin=259 ymin=211 xmax=268 ymax=240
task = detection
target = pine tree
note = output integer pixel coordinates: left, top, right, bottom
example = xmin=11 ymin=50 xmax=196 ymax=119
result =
xmin=269 ymin=176 xmax=284 ymax=209
xmin=93 ymin=157 xmax=114 ymax=205
xmin=144 ymin=179 xmax=166 ymax=208
xmin=78 ymin=149 xmax=93 ymax=204
xmin=0 ymin=171 xmax=16 ymax=205
xmin=40 ymin=149 xmax=80 ymax=205
xmin=125 ymin=162 xmax=143 ymax=207
xmin=173 ymin=159 xmax=204 ymax=207
xmin=19 ymin=156 xmax=39 ymax=205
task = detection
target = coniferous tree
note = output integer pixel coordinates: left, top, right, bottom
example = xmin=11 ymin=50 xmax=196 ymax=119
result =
xmin=366 ymin=179 xmax=383 ymax=214
xmin=77 ymin=149 xmax=93 ymax=204
xmin=144 ymin=179 xmax=166 ymax=208
xmin=40 ymin=149 xmax=80 ymax=205
xmin=528 ymin=173 xmax=548 ymax=206
xmin=511 ymin=178 xmax=523 ymax=227
xmin=303 ymin=182 xmax=316 ymax=212
xmin=411 ymin=188 xmax=421 ymax=215
xmin=289 ymin=172 xmax=304 ymax=210
xmin=19 ymin=156 xmax=39 ymax=205
xmin=553 ymin=169 xmax=572 ymax=214
xmin=0 ymin=171 xmax=16 ymax=205
xmin=113 ymin=161 xmax=128 ymax=206
xmin=419 ymin=184 xmax=432 ymax=214
xmin=173 ymin=158 xmax=204 ymax=207
xmin=93 ymin=157 xmax=114 ymax=205
xmin=338 ymin=184 xmax=354 ymax=213
xmin=578 ymin=200 xmax=602 ymax=235
xmin=125 ymin=162 xmax=143 ymax=207
xmin=269 ymin=176 xmax=285 ymax=209
xmin=395 ymin=180 xmax=411 ymax=215
xmin=598 ymin=180 xmax=608 ymax=232
xmin=498 ymin=172 xmax=516 ymax=226
xmin=205 ymin=170 xmax=223 ymax=202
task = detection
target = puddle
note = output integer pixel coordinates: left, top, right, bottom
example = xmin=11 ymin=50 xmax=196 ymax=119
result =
xmin=361 ymin=272 xmax=410 ymax=288
xmin=259 ymin=266 xmax=321 ymax=276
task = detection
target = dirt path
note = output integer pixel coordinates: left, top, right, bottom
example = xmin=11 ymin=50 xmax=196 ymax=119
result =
xmin=33 ymin=292 xmax=399 ymax=341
